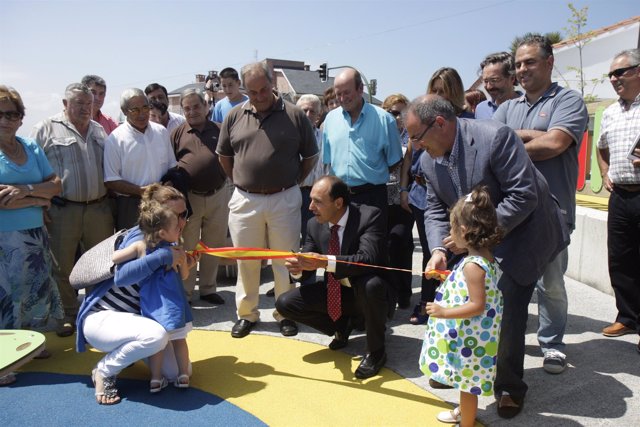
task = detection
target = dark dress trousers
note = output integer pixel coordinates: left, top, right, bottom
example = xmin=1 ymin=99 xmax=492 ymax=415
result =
xmin=276 ymin=203 xmax=397 ymax=353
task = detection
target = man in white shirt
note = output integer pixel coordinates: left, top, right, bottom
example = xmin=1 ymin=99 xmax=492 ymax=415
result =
xmin=104 ymin=88 xmax=177 ymax=229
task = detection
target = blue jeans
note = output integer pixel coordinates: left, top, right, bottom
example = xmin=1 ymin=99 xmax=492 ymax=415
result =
xmin=536 ymin=247 xmax=568 ymax=354
xmin=495 ymin=273 xmax=536 ymax=400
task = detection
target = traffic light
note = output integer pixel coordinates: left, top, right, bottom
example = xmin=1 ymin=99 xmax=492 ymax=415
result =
xmin=369 ymin=79 xmax=377 ymax=96
xmin=318 ymin=63 xmax=328 ymax=82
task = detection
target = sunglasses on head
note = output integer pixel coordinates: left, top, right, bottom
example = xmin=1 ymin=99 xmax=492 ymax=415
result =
xmin=608 ymin=64 xmax=639 ymax=79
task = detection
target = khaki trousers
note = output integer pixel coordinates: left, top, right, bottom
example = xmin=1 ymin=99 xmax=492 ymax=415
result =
xmin=228 ymin=186 xmax=301 ymax=323
xmin=47 ymin=200 xmax=114 ymax=318
xmin=181 ymin=188 xmax=231 ymax=299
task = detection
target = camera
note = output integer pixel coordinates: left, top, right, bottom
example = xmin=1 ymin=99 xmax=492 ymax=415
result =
xmin=206 ymin=71 xmax=221 ymax=92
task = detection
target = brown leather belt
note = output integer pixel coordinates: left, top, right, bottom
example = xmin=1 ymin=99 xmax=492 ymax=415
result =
xmin=62 ymin=195 xmax=108 ymax=206
xmin=616 ymin=184 xmax=640 ymax=192
xmin=191 ymin=185 xmax=225 ymax=197
xmin=235 ymin=184 xmax=295 ymax=195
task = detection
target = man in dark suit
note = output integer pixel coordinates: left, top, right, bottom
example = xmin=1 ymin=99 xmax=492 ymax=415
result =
xmin=276 ymin=175 xmax=396 ymax=379
xmin=405 ymin=95 xmax=568 ymax=418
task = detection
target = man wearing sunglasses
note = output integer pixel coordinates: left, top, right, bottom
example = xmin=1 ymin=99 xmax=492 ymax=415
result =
xmin=493 ymin=34 xmax=588 ymax=380
xmin=406 ymin=94 xmax=569 ymax=419
xmin=103 ymin=88 xmax=177 ymax=230
xmin=596 ymin=49 xmax=640 ymax=353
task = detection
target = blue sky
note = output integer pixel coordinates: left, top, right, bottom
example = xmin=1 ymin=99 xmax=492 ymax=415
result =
xmin=1 ymin=0 xmax=638 ymax=131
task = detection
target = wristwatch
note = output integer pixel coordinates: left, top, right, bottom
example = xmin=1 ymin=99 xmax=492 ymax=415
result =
xmin=27 ymin=184 xmax=34 ymax=193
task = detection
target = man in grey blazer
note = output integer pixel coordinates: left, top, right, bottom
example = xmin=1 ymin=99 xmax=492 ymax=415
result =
xmin=405 ymin=95 xmax=568 ymax=418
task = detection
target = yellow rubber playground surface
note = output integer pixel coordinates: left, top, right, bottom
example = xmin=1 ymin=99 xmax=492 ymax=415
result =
xmin=10 ymin=330 xmax=482 ymax=426
xmin=576 ymin=194 xmax=608 ymax=212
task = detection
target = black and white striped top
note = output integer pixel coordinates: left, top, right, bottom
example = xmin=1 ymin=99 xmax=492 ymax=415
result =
xmin=92 ymin=284 xmax=141 ymax=314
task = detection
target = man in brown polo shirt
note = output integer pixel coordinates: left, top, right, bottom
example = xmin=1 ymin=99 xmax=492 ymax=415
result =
xmin=217 ymin=61 xmax=318 ymax=339
xmin=171 ymin=88 xmax=229 ymax=305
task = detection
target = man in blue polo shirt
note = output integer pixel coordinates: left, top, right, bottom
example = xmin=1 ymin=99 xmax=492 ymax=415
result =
xmin=494 ymin=34 xmax=588 ymax=379
xmin=322 ymin=68 xmax=402 ymax=221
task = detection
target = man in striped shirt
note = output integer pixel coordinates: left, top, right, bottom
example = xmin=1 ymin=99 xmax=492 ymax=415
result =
xmin=597 ymin=49 xmax=640 ymax=352
xmin=31 ymin=82 xmax=114 ymax=337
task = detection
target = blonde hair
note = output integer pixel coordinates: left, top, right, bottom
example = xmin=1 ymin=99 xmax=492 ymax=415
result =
xmin=427 ymin=67 xmax=466 ymax=115
xmin=138 ymin=184 xmax=185 ymax=248
xmin=449 ymin=186 xmax=503 ymax=250
xmin=382 ymin=93 xmax=409 ymax=111
xmin=142 ymin=183 xmax=185 ymax=205
xmin=138 ymin=200 xmax=178 ymax=248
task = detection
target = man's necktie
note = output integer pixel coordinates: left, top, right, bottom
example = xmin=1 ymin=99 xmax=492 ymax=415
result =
xmin=327 ymin=224 xmax=342 ymax=322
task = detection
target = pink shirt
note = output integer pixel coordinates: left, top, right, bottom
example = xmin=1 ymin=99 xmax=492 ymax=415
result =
xmin=95 ymin=111 xmax=119 ymax=135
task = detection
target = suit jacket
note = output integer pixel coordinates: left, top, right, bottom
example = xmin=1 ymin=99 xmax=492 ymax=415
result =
xmin=420 ymin=119 xmax=569 ymax=286
xmin=301 ymin=203 xmax=392 ymax=287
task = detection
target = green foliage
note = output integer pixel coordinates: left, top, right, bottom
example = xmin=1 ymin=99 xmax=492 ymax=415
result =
xmin=562 ymin=2 xmax=597 ymax=97
xmin=510 ymin=31 xmax=564 ymax=56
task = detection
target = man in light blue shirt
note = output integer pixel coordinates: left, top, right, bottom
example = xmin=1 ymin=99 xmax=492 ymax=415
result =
xmin=210 ymin=67 xmax=248 ymax=123
xmin=322 ymin=68 xmax=402 ymax=219
xmin=475 ymin=51 xmax=520 ymax=119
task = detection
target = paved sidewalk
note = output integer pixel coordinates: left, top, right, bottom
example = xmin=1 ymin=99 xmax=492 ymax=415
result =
xmin=192 ymin=257 xmax=640 ymax=426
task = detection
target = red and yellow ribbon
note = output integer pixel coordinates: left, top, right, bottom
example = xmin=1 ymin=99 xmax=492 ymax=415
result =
xmin=191 ymin=242 xmax=450 ymax=280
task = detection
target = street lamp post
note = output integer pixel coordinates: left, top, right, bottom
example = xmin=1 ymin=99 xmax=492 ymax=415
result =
xmin=317 ymin=64 xmax=375 ymax=103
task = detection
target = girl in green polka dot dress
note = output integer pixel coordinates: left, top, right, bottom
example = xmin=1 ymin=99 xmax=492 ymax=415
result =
xmin=419 ymin=186 xmax=504 ymax=427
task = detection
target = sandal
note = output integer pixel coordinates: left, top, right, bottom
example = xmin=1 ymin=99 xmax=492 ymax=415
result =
xmin=409 ymin=302 xmax=429 ymax=325
xmin=0 ymin=373 xmax=17 ymax=387
xmin=436 ymin=406 xmax=461 ymax=424
xmin=150 ymin=377 xmax=168 ymax=393
xmin=174 ymin=374 xmax=190 ymax=389
xmin=93 ymin=369 xmax=121 ymax=405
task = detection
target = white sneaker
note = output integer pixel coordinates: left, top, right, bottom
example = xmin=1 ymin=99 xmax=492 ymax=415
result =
xmin=436 ymin=406 xmax=461 ymax=423
xmin=543 ymin=350 xmax=567 ymax=374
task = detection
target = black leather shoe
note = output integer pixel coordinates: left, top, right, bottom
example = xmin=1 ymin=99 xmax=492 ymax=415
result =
xmin=355 ymin=352 xmax=387 ymax=379
xmin=56 ymin=321 xmax=76 ymax=338
xmin=496 ymin=394 xmax=524 ymax=419
xmin=200 ymin=293 xmax=225 ymax=305
xmin=231 ymin=319 xmax=256 ymax=338
xmin=329 ymin=321 xmax=353 ymax=350
xmin=329 ymin=332 xmax=349 ymax=350
xmin=280 ymin=319 xmax=298 ymax=336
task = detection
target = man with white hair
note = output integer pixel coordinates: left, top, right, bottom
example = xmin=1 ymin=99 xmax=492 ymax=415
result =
xmin=103 ymin=88 xmax=177 ymax=230
xmin=597 ymin=48 xmax=640 ymax=351
xmin=31 ymin=83 xmax=114 ymax=337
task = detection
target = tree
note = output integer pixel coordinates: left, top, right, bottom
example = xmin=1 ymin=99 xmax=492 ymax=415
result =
xmin=510 ymin=32 xmax=562 ymax=56
xmin=563 ymin=2 xmax=596 ymax=99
